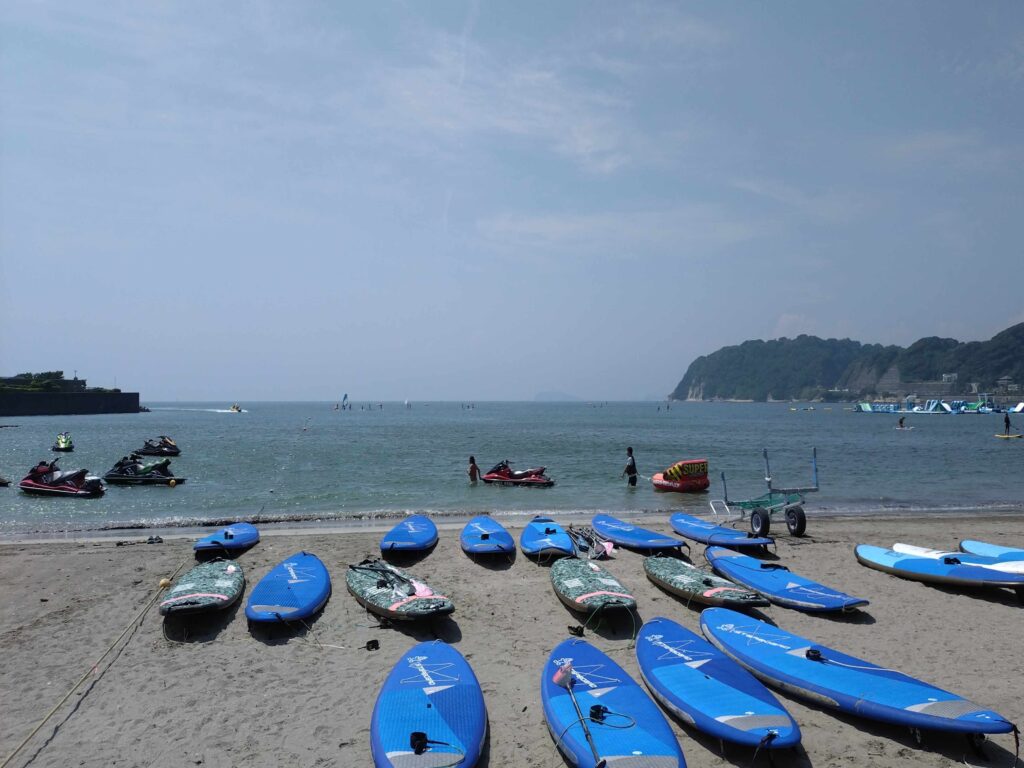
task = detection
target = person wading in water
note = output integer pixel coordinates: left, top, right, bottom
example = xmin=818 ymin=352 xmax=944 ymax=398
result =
xmin=622 ymin=447 xmax=638 ymax=487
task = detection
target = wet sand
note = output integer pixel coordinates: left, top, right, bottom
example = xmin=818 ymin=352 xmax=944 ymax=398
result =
xmin=1 ymin=512 xmax=1022 ymax=768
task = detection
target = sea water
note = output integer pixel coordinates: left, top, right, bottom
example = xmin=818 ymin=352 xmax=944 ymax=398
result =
xmin=0 ymin=402 xmax=1020 ymax=534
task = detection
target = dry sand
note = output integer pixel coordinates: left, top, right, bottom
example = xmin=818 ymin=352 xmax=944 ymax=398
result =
xmin=1 ymin=513 xmax=1022 ymax=768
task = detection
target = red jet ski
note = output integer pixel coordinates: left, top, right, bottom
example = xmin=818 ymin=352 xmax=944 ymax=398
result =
xmin=19 ymin=459 xmax=105 ymax=498
xmin=482 ymin=460 xmax=555 ymax=488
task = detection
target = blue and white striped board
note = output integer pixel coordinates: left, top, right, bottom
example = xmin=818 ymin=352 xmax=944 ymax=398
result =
xmin=636 ymin=617 xmax=800 ymax=749
xmin=371 ymin=641 xmax=486 ymax=767
xmin=959 ymin=540 xmax=1024 ymax=562
xmin=381 ymin=515 xmax=439 ymax=553
xmin=193 ymin=522 xmax=260 ymax=554
xmin=701 ymin=607 xmax=1014 ymax=735
xmin=706 ymin=546 xmax=868 ymax=612
xmin=519 ymin=516 xmax=574 ymax=559
xmin=591 ymin=514 xmax=685 ymax=552
xmin=460 ymin=515 xmax=515 ymax=555
xmin=855 ymin=545 xmax=1024 ymax=590
xmin=245 ymin=552 xmax=331 ymax=623
xmin=669 ymin=513 xmax=773 ymax=549
xmin=542 ymin=638 xmax=685 ymax=768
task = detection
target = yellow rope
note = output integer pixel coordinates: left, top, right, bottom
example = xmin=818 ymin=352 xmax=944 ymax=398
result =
xmin=0 ymin=556 xmax=190 ymax=768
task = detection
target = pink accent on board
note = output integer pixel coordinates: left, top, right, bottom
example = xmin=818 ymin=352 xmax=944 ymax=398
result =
xmin=702 ymin=586 xmax=745 ymax=597
xmin=410 ymin=580 xmax=434 ymax=598
xmin=388 ymin=594 xmax=449 ymax=612
xmin=160 ymin=592 xmax=228 ymax=606
xmin=575 ymin=590 xmax=633 ymax=604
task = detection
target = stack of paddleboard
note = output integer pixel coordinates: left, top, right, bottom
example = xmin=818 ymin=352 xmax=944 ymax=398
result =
xmin=161 ymin=522 xmax=263 ymax=619
xmin=856 ymin=541 xmax=1024 ymax=595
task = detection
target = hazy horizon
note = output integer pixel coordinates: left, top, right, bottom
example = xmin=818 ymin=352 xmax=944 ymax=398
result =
xmin=3 ymin=2 xmax=1022 ymax=400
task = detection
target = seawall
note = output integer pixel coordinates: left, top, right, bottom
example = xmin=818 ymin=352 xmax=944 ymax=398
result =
xmin=0 ymin=391 xmax=140 ymax=417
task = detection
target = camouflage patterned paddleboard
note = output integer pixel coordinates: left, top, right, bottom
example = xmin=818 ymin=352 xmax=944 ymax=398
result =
xmin=159 ymin=560 xmax=245 ymax=616
xmin=644 ymin=555 xmax=769 ymax=608
xmin=346 ymin=558 xmax=454 ymax=621
xmin=550 ymin=557 xmax=636 ymax=613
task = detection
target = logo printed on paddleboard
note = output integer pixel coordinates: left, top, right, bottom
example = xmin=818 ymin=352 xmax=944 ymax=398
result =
xmin=283 ymin=562 xmax=312 ymax=584
xmin=402 ymin=656 xmax=459 ymax=687
xmin=717 ymin=623 xmax=793 ymax=650
xmin=552 ymin=658 xmax=620 ymax=689
xmin=644 ymin=633 xmax=712 ymax=665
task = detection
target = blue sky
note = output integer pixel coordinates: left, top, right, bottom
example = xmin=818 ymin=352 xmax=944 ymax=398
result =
xmin=1 ymin=2 xmax=1022 ymax=400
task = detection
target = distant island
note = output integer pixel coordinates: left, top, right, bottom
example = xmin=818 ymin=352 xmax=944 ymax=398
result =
xmin=671 ymin=323 xmax=1024 ymax=403
xmin=0 ymin=371 xmax=141 ymax=416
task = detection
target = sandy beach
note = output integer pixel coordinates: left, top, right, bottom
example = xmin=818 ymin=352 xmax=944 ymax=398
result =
xmin=2 ymin=512 xmax=1022 ymax=768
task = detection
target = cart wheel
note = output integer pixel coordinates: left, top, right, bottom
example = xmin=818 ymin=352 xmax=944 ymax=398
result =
xmin=785 ymin=506 xmax=807 ymax=537
xmin=750 ymin=508 xmax=770 ymax=537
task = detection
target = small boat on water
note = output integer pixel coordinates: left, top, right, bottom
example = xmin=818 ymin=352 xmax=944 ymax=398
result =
xmin=51 ymin=432 xmax=74 ymax=452
xmin=229 ymin=403 xmax=243 ymax=413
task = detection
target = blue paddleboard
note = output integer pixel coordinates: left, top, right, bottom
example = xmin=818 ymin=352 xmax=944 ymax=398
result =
xmin=636 ymin=617 xmax=800 ymax=749
xmin=591 ymin=514 xmax=686 ymax=552
xmin=542 ymin=638 xmax=686 ymax=768
xmin=959 ymin=539 xmax=1024 ymax=562
xmin=381 ymin=515 xmax=439 ymax=552
xmin=460 ymin=515 xmax=515 ymax=555
xmin=519 ymin=515 xmax=574 ymax=558
xmin=855 ymin=545 xmax=1024 ymax=589
xmin=701 ymin=607 xmax=1014 ymax=735
xmin=706 ymin=546 xmax=868 ymax=612
xmin=193 ymin=522 xmax=260 ymax=554
xmin=245 ymin=551 xmax=332 ymax=623
xmin=669 ymin=513 xmax=773 ymax=549
xmin=370 ymin=641 xmax=487 ymax=768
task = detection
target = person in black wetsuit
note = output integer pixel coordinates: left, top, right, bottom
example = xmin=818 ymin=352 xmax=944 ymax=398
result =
xmin=622 ymin=446 xmax=637 ymax=487
xmin=1005 ymin=413 xmax=1012 ymax=435
xmin=898 ymin=416 xmax=905 ymax=429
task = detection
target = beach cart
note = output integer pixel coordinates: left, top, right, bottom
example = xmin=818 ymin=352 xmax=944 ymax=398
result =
xmin=709 ymin=448 xmax=819 ymax=537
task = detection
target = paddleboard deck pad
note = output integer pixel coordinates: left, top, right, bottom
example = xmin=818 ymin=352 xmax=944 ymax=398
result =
xmin=550 ymin=558 xmax=636 ymax=613
xmin=371 ymin=641 xmax=487 ymax=768
xmin=591 ymin=514 xmax=686 ymax=552
xmin=381 ymin=515 xmax=439 ymax=552
xmin=706 ymin=547 xmax=868 ymax=612
xmin=636 ymin=616 xmax=800 ymax=749
xmin=542 ymin=638 xmax=686 ymax=768
xmin=193 ymin=522 xmax=260 ymax=554
xmin=856 ymin=545 xmax=1024 ymax=589
xmin=245 ymin=551 xmax=331 ymax=623
xmin=347 ymin=558 xmax=454 ymax=621
xmin=643 ymin=555 xmax=769 ymax=608
xmin=520 ymin=516 xmax=574 ymax=559
xmin=669 ymin=513 xmax=773 ymax=549
xmin=460 ymin=515 xmax=515 ymax=555
xmin=160 ymin=560 xmax=245 ymax=616
xmin=701 ymin=607 xmax=1014 ymax=735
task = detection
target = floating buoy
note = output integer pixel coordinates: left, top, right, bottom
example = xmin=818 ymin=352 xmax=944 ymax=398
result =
xmin=168 ymin=479 xmax=176 ymax=488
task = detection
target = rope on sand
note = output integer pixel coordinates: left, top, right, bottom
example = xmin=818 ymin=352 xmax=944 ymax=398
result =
xmin=0 ymin=556 xmax=190 ymax=768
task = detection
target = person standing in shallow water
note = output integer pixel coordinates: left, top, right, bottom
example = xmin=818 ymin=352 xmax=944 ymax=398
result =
xmin=622 ymin=447 xmax=638 ymax=487
xmin=467 ymin=456 xmax=482 ymax=483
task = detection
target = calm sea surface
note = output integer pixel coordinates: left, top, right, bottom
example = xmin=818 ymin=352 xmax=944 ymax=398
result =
xmin=1 ymin=402 xmax=1020 ymax=534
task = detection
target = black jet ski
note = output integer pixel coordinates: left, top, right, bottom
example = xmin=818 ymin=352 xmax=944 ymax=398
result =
xmin=136 ymin=435 xmax=181 ymax=456
xmin=19 ymin=459 xmax=104 ymax=498
xmin=0 ymin=475 xmax=10 ymax=487
xmin=104 ymin=455 xmax=185 ymax=486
